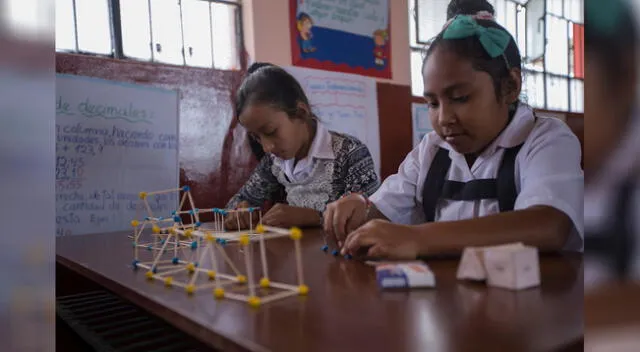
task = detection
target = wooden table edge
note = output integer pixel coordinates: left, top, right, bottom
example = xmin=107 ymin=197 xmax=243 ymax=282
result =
xmin=56 ymin=253 xmax=270 ymax=352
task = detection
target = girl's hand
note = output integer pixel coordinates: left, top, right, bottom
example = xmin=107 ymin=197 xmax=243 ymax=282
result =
xmin=323 ymin=193 xmax=370 ymax=247
xmin=262 ymin=203 xmax=322 ymax=228
xmin=341 ymin=219 xmax=421 ymax=260
xmin=224 ymin=201 xmax=255 ymax=231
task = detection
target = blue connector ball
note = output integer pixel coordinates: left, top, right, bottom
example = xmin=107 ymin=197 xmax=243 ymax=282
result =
xmin=173 ymin=216 xmax=181 ymax=222
xmin=321 ymin=245 xmax=329 ymax=252
xmin=132 ymin=260 xmax=139 ymax=270
xmin=172 ymin=257 xmax=180 ymax=265
xmin=182 ymin=185 xmax=190 ymax=191
xmin=331 ymin=249 xmax=339 ymax=256
xmin=195 ymin=222 xmax=201 ymax=227
xmin=191 ymin=241 xmax=198 ymax=250
xmin=344 ymin=254 xmax=353 ymax=260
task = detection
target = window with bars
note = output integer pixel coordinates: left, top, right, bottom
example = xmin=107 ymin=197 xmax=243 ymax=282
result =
xmin=55 ymin=0 xmax=242 ymax=71
xmin=409 ymin=0 xmax=584 ymax=113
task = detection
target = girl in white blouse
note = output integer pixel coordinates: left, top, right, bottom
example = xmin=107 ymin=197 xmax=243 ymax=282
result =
xmin=323 ymin=14 xmax=583 ymax=259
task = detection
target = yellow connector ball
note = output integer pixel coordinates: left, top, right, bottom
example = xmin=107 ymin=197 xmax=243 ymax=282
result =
xmin=289 ymin=227 xmax=303 ymax=240
xmin=205 ymin=233 xmax=214 ymax=242
xmin=131 ymin=220 xmax=140 ymax=227
xmin=186 ymin=263 xmax=196 ymax=273
xmin=239 ymin=234 xmax=250 ymax=246
xmin=152 ymin=226 xmax=161 ymax=234
xmin=213 ymin=288 xmax=225 ymax=299
xmin=255 ymin=224 xmax=265 ymax=234
xmin=248 ymin=296 xmax=261 ymax=308
xmin=298 ymin=284 xmax=309 ymax=295
xmin=164 ymin=277 xmax=173 ymax=287
xmin=145 ymin=271 xmax=154 ymax=280
xmin=139 ymin=192 xmax=147 ymax=199
xmin=184 ymin=229 xmax=193 ymax=238
xmin=259 ymin=277 xmax=270 ymax=288
xmin=207 ymin=271 xmax=216 ymax=280
xmin=186 ymin=284 xmax=195 ymax=295
xmin=169 ymin=228 xmax=176 ymax=234
xmin=236 ymin=275 xmax=247 ymax=284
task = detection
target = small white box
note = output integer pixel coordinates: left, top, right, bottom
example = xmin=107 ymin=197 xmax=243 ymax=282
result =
xmin=456 ymin=243 xmax=525 ymax=281
xmin=484 ymin=245 xmax=541 ymax=290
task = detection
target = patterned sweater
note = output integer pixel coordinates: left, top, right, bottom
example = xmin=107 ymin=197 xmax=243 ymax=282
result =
xmin=227 ymin=131 xmax=380 ymax=212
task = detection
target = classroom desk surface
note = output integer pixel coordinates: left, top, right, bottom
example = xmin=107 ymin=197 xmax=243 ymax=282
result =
xmin=586 ymin=283 xmax=640 ymax=328
xmin=56 ymin=230 xmax=583 ymax=352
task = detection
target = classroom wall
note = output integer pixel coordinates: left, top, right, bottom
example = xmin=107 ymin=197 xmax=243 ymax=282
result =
xmin=56 ymin=53 xmax=257 ymax=216
xmin=242 ymin=0 xmax=411 ymax=86
xmin=55 ymin=1 xmax=582 ymax=212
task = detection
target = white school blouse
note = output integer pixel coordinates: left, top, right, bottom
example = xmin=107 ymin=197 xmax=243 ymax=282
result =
xmin=369 ymin=103 xmax=584 ymax=251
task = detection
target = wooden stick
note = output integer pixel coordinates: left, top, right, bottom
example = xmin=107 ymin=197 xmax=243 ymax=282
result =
xmin=150 ymin=234 xmax=174 ymax=270
xmin=261 ymin=226 xmax=291 ymax=235
xmin=186 ymin=191 xmax=201 ymax=224
xmin=260 ymin=290 xmax=299 ymax=304
xmin=260 ymin=232 xmax=292 ymax=240
xmin=147 ymin=217 xmax=175 ymax=223
xmin=136 ymin=263 xmax=151 ymax=270
xmin=217 ymin=244 xmax=241 ymax=276
xmin=146 ymin=188 xmax=182 ymax=196
xmin=215 ymin=272 xmax=239 ymax=281
xmin=244 ymin=242 xmax=256 ymax=298
xmin=189 ymin=241 xmax=211 ymax=286
xmin=295 ymin=239 xmax=304 ymax=285
xmin=143 ymin=201 xmax=153 ymax=219
xmin=208 ymin=241 xmax=222 ymax=289
xmin=177 ymin=192 xmax=187 ymax=217
xmin=268 ymin=282 xmax=299 ymax=291
xmin=224 ymin=292 xmax=249 ymax=301
xmin=259 ymin=228 xmax=269 ymax=280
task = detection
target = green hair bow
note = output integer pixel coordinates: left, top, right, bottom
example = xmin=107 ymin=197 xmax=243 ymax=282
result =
xmin=586 ymin=0 xmax=626 ymax=36
xmin=442 ymin=15 xmax=511 ymax=59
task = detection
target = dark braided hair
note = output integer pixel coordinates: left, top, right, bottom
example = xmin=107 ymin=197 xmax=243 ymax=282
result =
xmin=446 ymin=0 xmax=495 ymax=20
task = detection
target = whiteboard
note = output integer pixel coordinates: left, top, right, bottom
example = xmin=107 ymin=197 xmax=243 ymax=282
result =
xmin=412 ymin=103 xmax=433 ymax=146
xmin=55 ymin=74 xmax=179 ymax=236
xmin=284 ymin=66 xmax=381 ymax=175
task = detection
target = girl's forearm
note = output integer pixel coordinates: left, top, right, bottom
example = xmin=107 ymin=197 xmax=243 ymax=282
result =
xmin=413 ymin=206 xmax=573 ymax=256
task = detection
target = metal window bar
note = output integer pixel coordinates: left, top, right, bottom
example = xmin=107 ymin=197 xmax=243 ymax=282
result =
xmin=179 ymin=0 xmax=187 ymax=66
xmin=71 ymin=0 xmax=79 ymax=52
xmin=209 ymin=2 xmax=215 ymax=68
xmin=148 ymin=0 xmax=155 ymax=62
xmin=109 ymin=0 xmax=124 ymax=58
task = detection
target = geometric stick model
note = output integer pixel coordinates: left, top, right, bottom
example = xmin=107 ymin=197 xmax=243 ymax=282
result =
xmin=130 ymin=186 xmax=308 ymax=307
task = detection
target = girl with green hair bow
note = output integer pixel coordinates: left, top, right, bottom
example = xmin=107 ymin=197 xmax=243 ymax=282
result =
xmin=323 ymin=14 xmax=584 ymax=259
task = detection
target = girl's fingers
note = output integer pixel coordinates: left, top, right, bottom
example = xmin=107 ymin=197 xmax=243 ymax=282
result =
xmin=323 ymin=206 xmax=336 ymax=243
xmin=342 ymin=228 xmax=377 ymax=255
xmin=333 ymin=205 xmax=355 ymax=245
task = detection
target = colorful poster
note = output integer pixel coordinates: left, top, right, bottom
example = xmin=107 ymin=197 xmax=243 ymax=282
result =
xmin=290 ymin=0 xmax=391 ymax=79
xmin=412 ymin=103 xmax=432 ymax=146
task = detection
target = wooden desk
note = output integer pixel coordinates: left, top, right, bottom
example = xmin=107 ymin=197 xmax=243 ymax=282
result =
xmin=56 ymin=230 xmax=583 ymax=352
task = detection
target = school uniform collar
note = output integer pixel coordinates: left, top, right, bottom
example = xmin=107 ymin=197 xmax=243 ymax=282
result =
xmin=308 ymin=122 xmax=335 ymax=160
xmin=434 ymin=103 xmax=535 ymax=157
xmin=272 ymin=122 xmax=334 ymax=166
